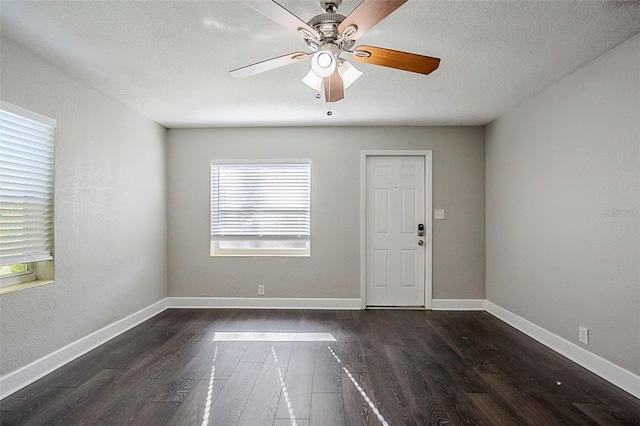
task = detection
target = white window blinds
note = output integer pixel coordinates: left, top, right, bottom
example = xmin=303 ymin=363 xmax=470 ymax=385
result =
xmin=211 ymin=163 xmax=311 ymax=239
xmin=0 ymin=102 xmax=55 ymax=266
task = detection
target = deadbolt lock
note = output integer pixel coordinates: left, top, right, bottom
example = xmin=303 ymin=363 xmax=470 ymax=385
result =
xmin=418 ymin=223 xmax=425 ymax=236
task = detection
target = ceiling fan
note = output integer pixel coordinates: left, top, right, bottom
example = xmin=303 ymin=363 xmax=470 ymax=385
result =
xmin=230 ymin=0 xmax=441 ymax=102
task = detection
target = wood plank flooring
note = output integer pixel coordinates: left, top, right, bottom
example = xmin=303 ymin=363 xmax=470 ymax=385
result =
xmin=1 ymin=309 xmax=638 ymax=425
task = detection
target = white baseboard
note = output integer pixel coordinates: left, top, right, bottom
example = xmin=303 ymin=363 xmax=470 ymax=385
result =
xmin=0 ymin=298 xmax=168 ymax=400
xmin=166 ymin=297 xmax=362 ymax=310
xmin=431 ymin=298 xmax=487 ymax=310
xmin=486 ymin=301 xmax=640 ymax=399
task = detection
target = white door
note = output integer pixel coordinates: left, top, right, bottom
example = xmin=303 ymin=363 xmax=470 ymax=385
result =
xmin=366 ymin=156 xmax=426 ymax=307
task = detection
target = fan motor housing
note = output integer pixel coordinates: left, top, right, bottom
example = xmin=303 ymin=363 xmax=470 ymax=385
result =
xmin=306 ymin=13 xmax=354 ymax=51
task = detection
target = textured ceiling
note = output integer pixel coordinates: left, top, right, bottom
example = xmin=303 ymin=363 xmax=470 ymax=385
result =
xmin=1 ymin=0 xmax=639 ymax=128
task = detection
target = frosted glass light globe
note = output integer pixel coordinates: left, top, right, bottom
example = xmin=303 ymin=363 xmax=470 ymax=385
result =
xmin=311 ymin=51 xmax=336 ymax=77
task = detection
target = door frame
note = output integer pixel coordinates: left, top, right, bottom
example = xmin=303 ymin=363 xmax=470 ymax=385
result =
xmin=360 ymin=150 xmax=433 ymax=310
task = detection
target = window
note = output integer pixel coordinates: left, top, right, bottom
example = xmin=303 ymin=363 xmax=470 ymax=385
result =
xmin=0 ymin=101 xmax=55 ymax=289
xmin=210 ymin=162 xmax=311 ymax=256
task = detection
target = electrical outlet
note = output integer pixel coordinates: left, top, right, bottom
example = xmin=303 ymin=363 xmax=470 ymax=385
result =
xmin=579 ymin=326 xmax=589 ymax=345
xmin=258 ymin=285 xmax=265 ymax=296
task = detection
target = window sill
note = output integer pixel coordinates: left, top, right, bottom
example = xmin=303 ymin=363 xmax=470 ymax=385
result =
xmin=0 ymin=279 xmax=54 ymax=296
xmin=211 ymin=254 xmax=311 ymax=257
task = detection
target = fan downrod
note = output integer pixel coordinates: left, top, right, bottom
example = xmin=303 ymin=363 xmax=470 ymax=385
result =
xmin=320 ymin=0 xmax=342 ymax=13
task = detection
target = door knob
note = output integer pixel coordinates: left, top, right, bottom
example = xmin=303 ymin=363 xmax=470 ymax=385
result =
xmin=418 ymin=240 xmax=424 ymax=246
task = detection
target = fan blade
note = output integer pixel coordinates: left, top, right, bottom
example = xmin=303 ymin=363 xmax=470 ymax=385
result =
xmin=338 ymin=0 xmax=407 ymax=40
xmin=231 ymin=52 xmax=310 ymax=78
xmin=323 ymin=70 xmax=344 ymax=102
xmin=242 ymin=0 xmax=320 ymax=39
xmin=351 ymin=45 xmax=440 ymax=75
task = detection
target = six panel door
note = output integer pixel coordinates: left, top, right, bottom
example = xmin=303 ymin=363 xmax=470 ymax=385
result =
xmin=366 ymin=156 xmax=426 ymax=306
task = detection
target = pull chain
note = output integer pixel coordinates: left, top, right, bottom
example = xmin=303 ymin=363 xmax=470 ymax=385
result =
xmin=326 ymin=74 xmax=333 ymax=116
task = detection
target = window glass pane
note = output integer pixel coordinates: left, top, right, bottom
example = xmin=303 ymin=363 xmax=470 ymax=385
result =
xmin=218 ymin=240 xmax=308 ymax=250
xmin=0 ymin=263 xmax=29 ymax=276
xmin=0 ymin=262 xmax=36 ymax=287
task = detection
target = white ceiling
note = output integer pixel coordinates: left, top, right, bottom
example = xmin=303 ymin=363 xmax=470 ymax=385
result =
xmin=1 ymin=1 xmax=639 ymax=128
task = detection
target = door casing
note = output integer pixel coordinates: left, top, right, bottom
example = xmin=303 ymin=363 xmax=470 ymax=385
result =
xmin=360 ymin=150 xmax=433 ymax=309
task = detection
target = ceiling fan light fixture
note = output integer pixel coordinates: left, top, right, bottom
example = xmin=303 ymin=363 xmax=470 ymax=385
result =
xmin=338 ymin=60 xmax=362 ymax=89
xmin=233 ymin=0 xmax=442 ymax=103
xmin=311 ymin=51 xmax=336 ymax=77
xmin=302 ymin=69 xmax=323 ymax=91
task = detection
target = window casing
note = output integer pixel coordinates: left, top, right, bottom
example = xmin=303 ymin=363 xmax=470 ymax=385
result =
xmin=0 ymin=101 xmax=55 ymax=288
xmin=210 ymin=163 xmax=311 ymax=256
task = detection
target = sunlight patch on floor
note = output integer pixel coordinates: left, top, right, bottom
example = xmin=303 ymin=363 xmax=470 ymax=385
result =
xmin=328 ymin=346 xmax=389 ymax=426
xmin=213 ymin=332 xmax=336 ymax=342
xmin=271 ymin=346 xmax=297 ymax=426
xmin=201 ymin=345 xmax=219 ymax=426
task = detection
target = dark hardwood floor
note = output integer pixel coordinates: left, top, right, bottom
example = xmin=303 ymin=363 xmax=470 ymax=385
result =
xmin=1 ymin=309 xmax=639 ymax=425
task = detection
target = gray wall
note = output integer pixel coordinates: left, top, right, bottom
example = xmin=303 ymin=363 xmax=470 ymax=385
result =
xmin=486 ymin=34 xmax=639 ymax=375
xmin=0 ymin=38 xmax=168 ymax=375
xmin=168 ymin=127 xmax=485 ymax=300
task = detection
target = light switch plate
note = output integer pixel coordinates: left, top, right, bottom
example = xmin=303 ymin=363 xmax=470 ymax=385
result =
xmin=434 ymin=209 xmax=445 ymax=220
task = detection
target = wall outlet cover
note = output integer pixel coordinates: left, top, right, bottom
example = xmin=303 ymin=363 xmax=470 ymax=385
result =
xmin=579 ymin=326 xmax=589 ymax=345
xmin=434 ymin=209 xmax=445 ymax=220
